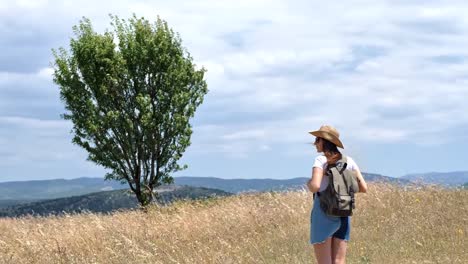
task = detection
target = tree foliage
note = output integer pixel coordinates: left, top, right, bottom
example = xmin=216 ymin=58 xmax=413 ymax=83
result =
xmin=53 ymin=15 xmax=208 ymax=206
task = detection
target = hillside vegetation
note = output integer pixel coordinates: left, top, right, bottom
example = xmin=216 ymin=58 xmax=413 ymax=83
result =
xmin=0 ymin=186 xmax=232 ymax=217
xmin=0 ymin=183 xmax=466 ymax=263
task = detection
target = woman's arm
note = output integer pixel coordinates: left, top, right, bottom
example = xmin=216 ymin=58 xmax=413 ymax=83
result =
xmin=307 ymin=167 xmax=324 ymax=193
xmin=354 ymin=167 xmax=368 ymax=193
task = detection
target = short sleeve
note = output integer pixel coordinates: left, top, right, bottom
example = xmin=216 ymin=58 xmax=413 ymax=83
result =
xmin=346 ymin=157 xmax=360 ymax=171
xmin=313 ymin=155 xmax=327 ymax=170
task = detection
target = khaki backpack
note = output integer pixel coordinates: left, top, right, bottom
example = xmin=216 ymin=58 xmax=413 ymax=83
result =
xmin=316 ymin=156 xmax=359 ymax=217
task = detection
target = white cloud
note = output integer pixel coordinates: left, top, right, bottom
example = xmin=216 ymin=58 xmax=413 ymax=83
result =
xmin=2 ymin=0 xmax=468 ymax=179
xmin=0 ymin=116 xmax=69 ymax=130
xmin=0 ymin=116 xmax=73 ymax=165
xmin=16 ymin=0 xmax=49 ymax=9
xmin=222 ymin=129 xmax=266 ymax=141
xmin=38 ymin=67 xmax=54 ymax=80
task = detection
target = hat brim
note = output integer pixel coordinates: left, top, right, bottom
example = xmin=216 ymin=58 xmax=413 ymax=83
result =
xmin=309 ymin=130 xmax=344 ymax=149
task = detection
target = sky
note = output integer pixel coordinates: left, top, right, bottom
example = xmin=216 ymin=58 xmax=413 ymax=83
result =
xmin=1 ymin=0 xmax=468 ymax=182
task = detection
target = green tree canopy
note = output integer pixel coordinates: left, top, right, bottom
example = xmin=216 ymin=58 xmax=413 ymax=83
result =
xmin=53 ymin=15 xmax=208 ymax=206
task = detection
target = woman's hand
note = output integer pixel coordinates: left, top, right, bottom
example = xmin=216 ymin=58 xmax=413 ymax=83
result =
xmin=307 ymin=178 xmax=314 ymax=192
xmin=354 ymin=167 xmax=368 ymax=193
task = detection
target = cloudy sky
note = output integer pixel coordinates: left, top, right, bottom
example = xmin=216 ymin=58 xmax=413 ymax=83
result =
xmin=1 ymin=0 xmax=468 ymax=182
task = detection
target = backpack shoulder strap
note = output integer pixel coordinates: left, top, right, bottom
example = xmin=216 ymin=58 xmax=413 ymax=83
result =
xmin=341 ymin=155 xmax=348 ymax=164
xmin=336 ymin=155 xmax=348 ymax=173
xmin=327 ymin=155 xmax=347 ymax=174
xmin=330 ymin=155 xmax=351 ymax=192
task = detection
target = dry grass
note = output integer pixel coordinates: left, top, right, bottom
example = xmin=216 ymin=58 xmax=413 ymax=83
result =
xmin=0 ymin=183 xmax=466 ymax=263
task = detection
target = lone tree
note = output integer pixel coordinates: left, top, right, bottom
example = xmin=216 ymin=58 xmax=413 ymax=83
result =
xmin=53 ymin=15 xmax=208 ymax=206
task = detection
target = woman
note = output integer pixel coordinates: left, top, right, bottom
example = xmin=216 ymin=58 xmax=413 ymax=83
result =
xmin=307 ymin=125 xmax=368 ymax=264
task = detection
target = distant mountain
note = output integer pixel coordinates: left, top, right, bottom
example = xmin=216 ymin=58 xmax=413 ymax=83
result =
xmin=401 ymin=171 xmax=468 ymax=186
xmin=174 ymin=173 xmax=409 ymax=194
xmin=0 ymin=185 xmax=232 ymax=218
xmin=174 ymin=177 xmax=308 ymax=194
xmin=361 ymin=173 xmax=411 ymax=185
xmin=0 ymin=172 xmax=407 ymax=209
xmin=0 ymin=177 xmax=127 ymax=201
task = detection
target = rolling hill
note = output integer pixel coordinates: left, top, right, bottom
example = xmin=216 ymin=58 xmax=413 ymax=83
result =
xmin=0 ymin=185 xmax=232 ymax=217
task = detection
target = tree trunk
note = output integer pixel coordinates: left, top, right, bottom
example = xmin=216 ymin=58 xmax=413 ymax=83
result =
xmin=135 ymin=186 xmax=154 ymax=207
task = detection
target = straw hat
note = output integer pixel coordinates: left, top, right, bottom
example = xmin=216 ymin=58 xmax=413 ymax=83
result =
xmin=308 ymin=125 xmax=344 ymax=149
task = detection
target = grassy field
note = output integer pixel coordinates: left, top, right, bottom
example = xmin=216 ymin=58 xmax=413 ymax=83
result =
xmin=0 ymin=183 xmax=466 ymax=263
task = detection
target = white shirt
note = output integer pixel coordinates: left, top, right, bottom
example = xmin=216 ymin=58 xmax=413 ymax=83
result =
xmin=312 ymin=155 xmax=359 ymax=192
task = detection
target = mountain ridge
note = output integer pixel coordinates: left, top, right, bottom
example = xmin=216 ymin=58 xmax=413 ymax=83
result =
xmin=400 ymin=171 xmax=468 ymax=186
xmin=0 ymin=172 xmax=410 ymax=199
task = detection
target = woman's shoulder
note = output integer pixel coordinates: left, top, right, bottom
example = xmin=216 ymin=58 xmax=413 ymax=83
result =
xmin=313 ymin=155 xmax=327 ymax=168
xmin=315 ymin=155 xmax=327 ymax=162
xmin=344 ymin=156 xmax=359 ymax=170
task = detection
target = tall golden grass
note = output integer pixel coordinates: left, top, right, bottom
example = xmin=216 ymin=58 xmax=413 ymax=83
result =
xmin=0 ymin=183 xmax=466 ymax=263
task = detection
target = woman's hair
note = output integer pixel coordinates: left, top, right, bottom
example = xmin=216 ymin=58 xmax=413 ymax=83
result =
xmin=319 ymin=137 xmax=341 ymax=164
xmin=321 ymin=138 xmax=340 ymax=154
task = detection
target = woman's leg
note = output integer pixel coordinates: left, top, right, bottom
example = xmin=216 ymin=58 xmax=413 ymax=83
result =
xmin=331 ymin=237 xmax=347 ymax=264
xmin=331 ymin=216 xmax=350 ymax=263
xmin=313 ymin=237 xmax=333 ymax=264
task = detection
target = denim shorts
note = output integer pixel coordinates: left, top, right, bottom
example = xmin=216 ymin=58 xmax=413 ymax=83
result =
xmin=310 ymin=198 xmax=350 ymax=244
